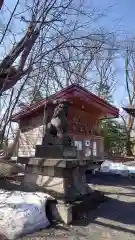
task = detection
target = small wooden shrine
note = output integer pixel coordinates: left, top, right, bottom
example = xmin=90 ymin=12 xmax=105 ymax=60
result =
xmin=11 ymin=84 xmax=119 ymax=161
xmin=11 ymin=84 xmax=119 ymax=224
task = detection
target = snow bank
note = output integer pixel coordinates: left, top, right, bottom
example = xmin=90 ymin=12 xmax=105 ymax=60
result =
xmin=0 ymin=190 xmax=53 ymax=239
xmin=100 ymin=160 xmax=135 ymax=176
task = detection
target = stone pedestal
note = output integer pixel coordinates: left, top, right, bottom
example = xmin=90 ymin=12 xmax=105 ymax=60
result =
xmin=19 ymin=157 xmax=98 ymax=224
xmin=35 ymin=145 xmax=77 ymax=159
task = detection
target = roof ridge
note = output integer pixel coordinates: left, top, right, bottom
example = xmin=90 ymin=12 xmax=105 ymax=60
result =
xmin=11 ymin=84 xmax=119 ymax=121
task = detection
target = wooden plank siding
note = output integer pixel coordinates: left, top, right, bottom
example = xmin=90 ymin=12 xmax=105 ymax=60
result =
xmin=18 ymin=114 xmax=44 ymax=157
xmin=18 ymin=107 xmax=104 ymax=159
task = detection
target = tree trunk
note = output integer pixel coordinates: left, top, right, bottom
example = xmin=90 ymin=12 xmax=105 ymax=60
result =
xmin=126 ymin=138 xmax=133 ymax=156
xmin=0 ymin=129 xmax=20 ymax=160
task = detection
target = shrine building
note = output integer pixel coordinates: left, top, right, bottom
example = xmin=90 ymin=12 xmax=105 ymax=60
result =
xmin=11 ymin=84 xmax=119 ymax=161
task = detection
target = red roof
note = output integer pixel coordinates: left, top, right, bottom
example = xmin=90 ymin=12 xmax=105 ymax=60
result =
xmin=11 ymin=84 xmax=119 ymax=122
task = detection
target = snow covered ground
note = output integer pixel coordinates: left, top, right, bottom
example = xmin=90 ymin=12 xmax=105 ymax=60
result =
xmin=0 ymin=190 xmax=53 ymax=239
xmin=98 ymin=160 xmax=135 ymax=176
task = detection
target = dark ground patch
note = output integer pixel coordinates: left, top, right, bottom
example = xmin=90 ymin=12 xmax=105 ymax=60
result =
xmin=16 ymin=176 xmax=135 ymax=240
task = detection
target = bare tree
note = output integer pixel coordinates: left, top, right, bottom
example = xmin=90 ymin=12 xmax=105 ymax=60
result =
xmin=121 ymin=41 xmax=135 ymax=156
xmin=0 ymin=0 xmax=117 ymax=158
xmin=93 ymin=35 xmax=117 ymax=101
xmin=0 ymin=0 xmax=4 ymax=10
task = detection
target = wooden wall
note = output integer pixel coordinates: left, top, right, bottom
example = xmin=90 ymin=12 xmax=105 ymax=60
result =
xmin=18 ymin=114 xmax=44 ymax=156
xmin=67 ymin=107 xmax=104 ymax=160
xmin=68 ymin=107 xmax=100 ymax=135
xmin=18 ymin=106 xmax=104 ymax=159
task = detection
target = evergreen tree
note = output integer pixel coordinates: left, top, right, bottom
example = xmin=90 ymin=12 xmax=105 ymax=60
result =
xmin=101 ymin=119 xmax=127 ymax=155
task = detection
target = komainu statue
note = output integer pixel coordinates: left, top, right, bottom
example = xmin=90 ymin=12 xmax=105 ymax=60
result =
xmin=43 ymin=99 xmax=72 ymax=146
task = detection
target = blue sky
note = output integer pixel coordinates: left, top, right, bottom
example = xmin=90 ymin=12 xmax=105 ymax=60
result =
xmin=91 ymin=0 xmax=135 ymax=108
xmin=1 ymin=0 xmax=135 ymax=109
xmin=93 ymin=0 xmax=135 ymax=36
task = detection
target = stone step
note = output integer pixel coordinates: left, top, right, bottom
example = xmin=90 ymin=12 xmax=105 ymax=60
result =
xmin=50 ymin=191 xmax=107 ymax=224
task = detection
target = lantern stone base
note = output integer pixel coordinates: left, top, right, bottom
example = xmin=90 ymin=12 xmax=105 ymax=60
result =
xmin=35 ymin=144 xmax=77 ymax=159
xmin=18 ymin=157 xmax=104 ymax=224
